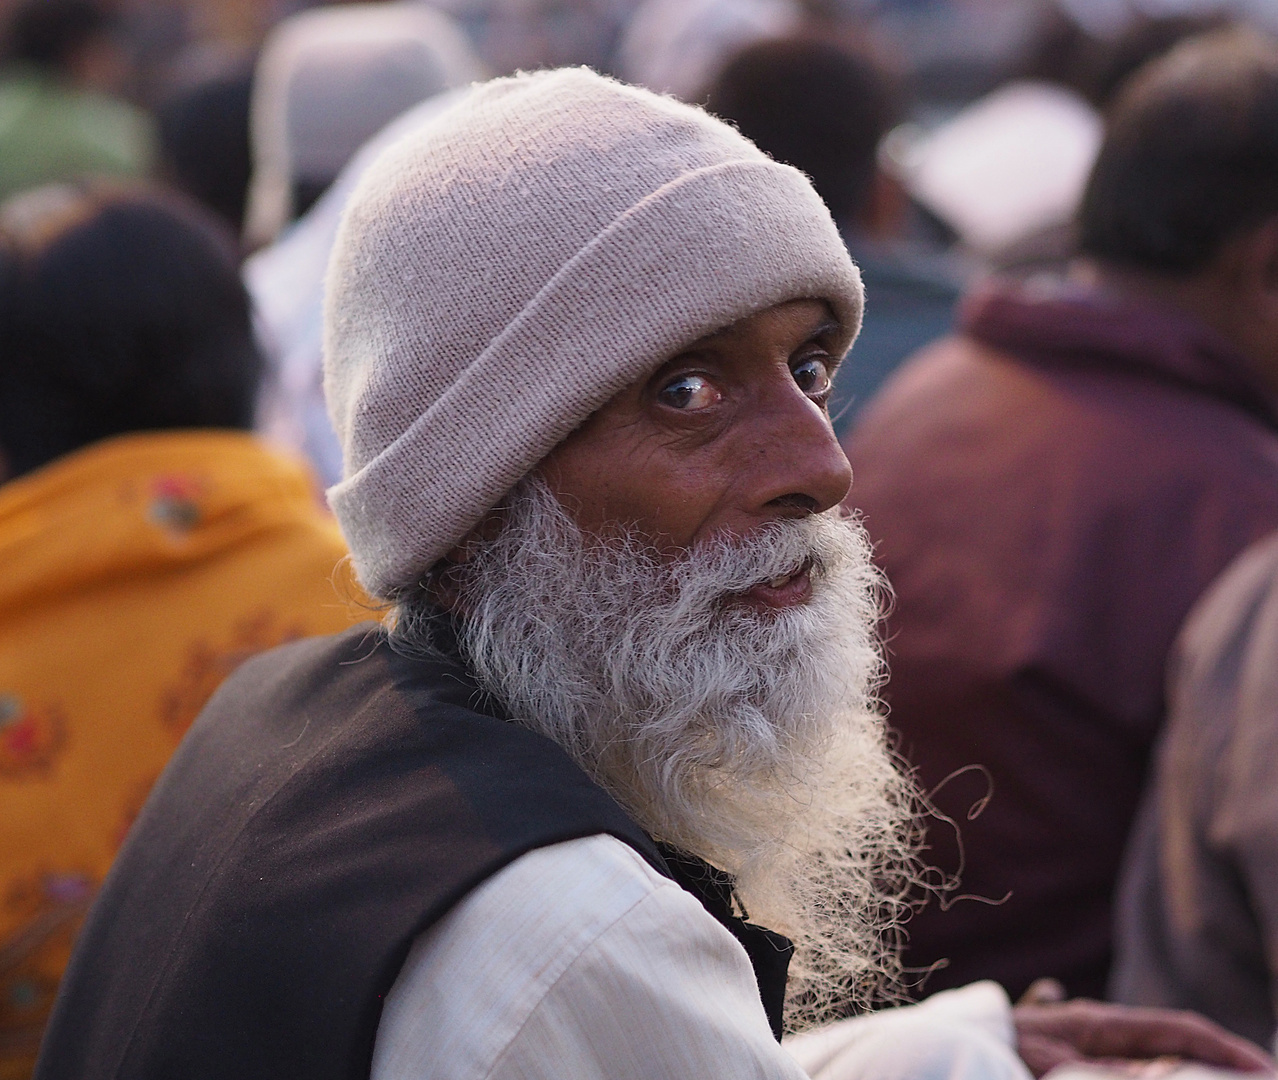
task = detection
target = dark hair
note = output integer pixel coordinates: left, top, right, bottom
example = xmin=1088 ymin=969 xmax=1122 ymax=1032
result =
xmin=7 ymin=0 xmax=114 ymax=69
xmin=1079 ymin=28 xmax=1278 ymax=275
xmin=157 ymin=67 xmax=254 ymax=236
xmin=0 ymin=183 xmax=262 ymax=477
xmin=1088 ymin=14 xmax=1232 ymax=108
xmin=704 ymin=36 xmax=902 ymax=227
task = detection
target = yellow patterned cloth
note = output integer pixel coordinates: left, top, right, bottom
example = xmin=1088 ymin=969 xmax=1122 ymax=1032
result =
xmin=0 ymin=431 xmax=363 ymax=1076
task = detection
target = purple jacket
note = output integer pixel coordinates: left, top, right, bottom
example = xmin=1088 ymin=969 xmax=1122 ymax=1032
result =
xmin=845 ymin=280 xmax=1278 ymax=999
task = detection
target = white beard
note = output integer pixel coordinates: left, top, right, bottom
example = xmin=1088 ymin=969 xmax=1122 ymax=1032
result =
xmin=392 ymin=477 xmax=922 ymax=1029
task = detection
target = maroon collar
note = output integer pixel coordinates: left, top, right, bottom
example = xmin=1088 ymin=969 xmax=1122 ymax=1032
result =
xmin=960 ymin=279 xmax=1278 ymax=428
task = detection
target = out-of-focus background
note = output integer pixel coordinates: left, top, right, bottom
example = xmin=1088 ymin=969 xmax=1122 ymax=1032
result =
xmin=4 ymin=0 xmax=1278 ymax=1072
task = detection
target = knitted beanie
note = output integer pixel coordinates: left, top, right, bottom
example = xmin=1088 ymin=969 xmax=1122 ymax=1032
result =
xmin=324 ymin=67 xmax=863 ymax=598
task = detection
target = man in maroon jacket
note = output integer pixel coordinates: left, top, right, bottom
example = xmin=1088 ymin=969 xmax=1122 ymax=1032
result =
xmin=845 ymin=27 xmax=1278 ymax=1002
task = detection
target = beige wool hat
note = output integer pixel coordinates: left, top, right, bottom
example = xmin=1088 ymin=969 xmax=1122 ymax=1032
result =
xmin=323 ymin=66 xmax=863 ymax=598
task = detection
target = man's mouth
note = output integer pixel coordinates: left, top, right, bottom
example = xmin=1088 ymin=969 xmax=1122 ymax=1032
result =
xmin=737 ymin=559 xmax=814 ymax=610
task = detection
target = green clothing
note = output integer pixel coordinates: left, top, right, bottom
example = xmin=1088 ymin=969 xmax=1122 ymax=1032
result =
xmin=0 ymin=68 xmax=154 ymax=199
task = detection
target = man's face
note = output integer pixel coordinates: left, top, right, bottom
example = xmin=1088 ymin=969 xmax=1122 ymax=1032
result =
xmin=413 ymin=299 xmax=916 ymax=1024
xmin=537 ymin=299 xmax=854 ymax=607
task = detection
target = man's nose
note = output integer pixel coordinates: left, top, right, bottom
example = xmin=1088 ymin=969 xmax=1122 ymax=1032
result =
xmin=751 ymin=384 xmax=854 ymax=518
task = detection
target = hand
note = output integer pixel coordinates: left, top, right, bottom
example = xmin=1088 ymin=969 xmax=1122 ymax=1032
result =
xmin=1014 ymin=999 xmax=1275 ymax=1078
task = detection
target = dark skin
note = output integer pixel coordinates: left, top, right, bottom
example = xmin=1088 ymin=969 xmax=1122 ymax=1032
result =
xmin=537 ymin=298 xmax=849 ymax=610
xmin=447 ymin=299 xmax=1274 ymax=1073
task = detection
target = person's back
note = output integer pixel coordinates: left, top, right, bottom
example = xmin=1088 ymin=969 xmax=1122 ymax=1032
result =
xmin=1112 ymin=528 xmax=1278 ymax=1046
xmin=0 ymin=1 xmax=154 ymax=201
xmin=844 ymin=28 xmax=1278 ymax=1000
xmin=0 ymin=182 xmax=360 ymax=1074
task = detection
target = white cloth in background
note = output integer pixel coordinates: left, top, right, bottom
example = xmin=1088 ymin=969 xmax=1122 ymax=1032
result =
xmin=244 ymin=2 xmax=483 ymax=249
xmin=248 ymin=90 xmax=469 ymax=486
xmin=616 ymin=0 xmax=799 ymax=100
xmin=371 ymin=833 xmax=1030 ymax=1080
xmin=882 ymin=81 xmax=1101 ymax=258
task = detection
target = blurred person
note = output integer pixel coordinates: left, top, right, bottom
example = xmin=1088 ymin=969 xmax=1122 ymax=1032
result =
xmin=155 ymin=57 xmax=254 ymax=237
xmin=1017 ymin=7 xmax=1230 ymax=110
xmin=844 ymin=28 xmax=1278 ymax=1003
xmin=0 ymin=181 xmax=361 ymax=1076
xmin=705 ymin=36 xmax=967 ymax=432
xmin=35 ymin=69 xmax=1273 ymax=1080
xmin=1083 ymin=12 xmax=1233 ymax=107
xmin=430 ymin=0 xmax=638 ymax=78
xmin=243 ymin=1 xmax=482 ymax=249
xmin=890 ymin=7 xmax=1247 ymax=275
xmin=616 ymin=0 xmax=800 ymax=102
xmin=0 ymin=0 xmax=154 ymax=200
xmin=883 ymin=79 xmax=1103 ymax=266
xmin=1112 ymin=529 xmax=1278 ymax=1046
xmin=248 ymin=87 xmax=466 ymax=487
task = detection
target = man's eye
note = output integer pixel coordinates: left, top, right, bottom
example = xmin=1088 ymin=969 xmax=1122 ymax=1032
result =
xmin=658 ymin=374 xmax=721 ymax=411
xmin=792 ymin=357 xmax=832 ymax=399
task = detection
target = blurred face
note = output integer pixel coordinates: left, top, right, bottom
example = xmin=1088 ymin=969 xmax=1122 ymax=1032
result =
xmin=536 ymin=299 xmax=854 ymax=608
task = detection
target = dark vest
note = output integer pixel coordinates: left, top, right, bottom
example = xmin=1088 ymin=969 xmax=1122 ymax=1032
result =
xmin=37 ymin=625 xmax=790 ymax=1080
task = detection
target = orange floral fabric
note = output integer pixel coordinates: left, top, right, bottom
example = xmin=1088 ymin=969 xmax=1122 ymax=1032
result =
xmin=0 ymin=431 xmax=365 ymax=1076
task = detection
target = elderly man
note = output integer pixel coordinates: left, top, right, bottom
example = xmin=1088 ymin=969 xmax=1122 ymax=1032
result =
xmin=35 ymin=70 xmax=1269 ymax=1080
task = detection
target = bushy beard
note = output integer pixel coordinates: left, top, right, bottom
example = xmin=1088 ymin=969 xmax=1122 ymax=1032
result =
xmin=392 ymin=477 xmax=923 ymax=1030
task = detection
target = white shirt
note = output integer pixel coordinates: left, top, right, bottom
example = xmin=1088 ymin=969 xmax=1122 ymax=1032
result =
xmin=371 ymin=834 xmax=1031 ymax=1080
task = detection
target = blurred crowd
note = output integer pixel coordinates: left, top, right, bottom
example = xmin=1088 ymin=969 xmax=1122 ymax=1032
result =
xmin=2 ymin=0 xmax=1278 ymax=1073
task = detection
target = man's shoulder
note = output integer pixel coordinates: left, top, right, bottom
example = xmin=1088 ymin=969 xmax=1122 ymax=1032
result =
xmin=40 ymin=635 xmax=662 ymax=1080
xmin=372 ymin=835 xmax=765 ymax=1080
xmin=433 ymin=834 xmax=681 ymax=950
xmin=176 ymin=625 xmax=648 ymax=855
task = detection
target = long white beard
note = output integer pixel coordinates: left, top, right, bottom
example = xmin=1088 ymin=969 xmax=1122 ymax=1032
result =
xmin=393 ymin=477 xmax=922 ymax=1029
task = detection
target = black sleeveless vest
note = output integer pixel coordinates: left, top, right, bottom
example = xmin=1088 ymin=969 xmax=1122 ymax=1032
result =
xmin=36 ymin=625 xmax=791 ymax=1080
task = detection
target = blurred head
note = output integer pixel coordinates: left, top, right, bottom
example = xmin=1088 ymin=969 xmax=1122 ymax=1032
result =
xmin=0 ymin=183 xmax=261 ymax=480
xmin=1088 ymin=13 xmax=1232 ymax=108
xmin=704 ymin=36 xmax=902 ymax=229
xmin=244 ymin=2 xmax=482 ymax=248
xmin=1078 ymin=29 xmax=1278 ymax=386
xmin=157 ymin=66 xmax=254 ymax=237
xmin=7 ymin=0 xmax=109 ymax=67
xmin=6 ymin=0 xmax=127 ymax=92
xmin=1080 ymin=28 xmax=1278 ymax=276
xmin=325 ymin=68 xmax=920 ymax=1025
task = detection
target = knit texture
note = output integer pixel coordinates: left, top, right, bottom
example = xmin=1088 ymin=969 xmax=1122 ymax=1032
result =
xmin=323 ymin=67 xmax=863 ymax=598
